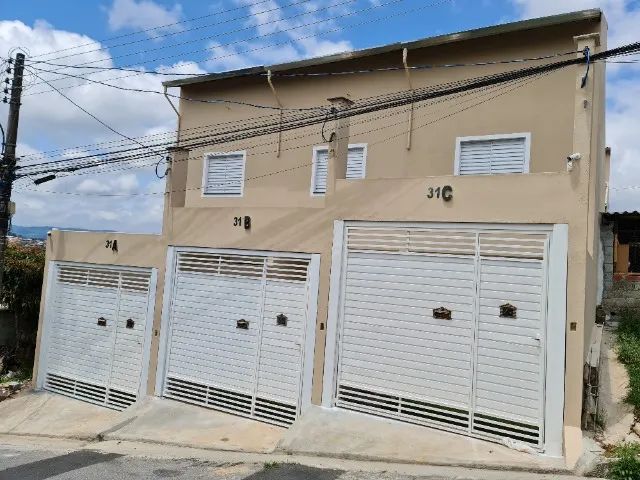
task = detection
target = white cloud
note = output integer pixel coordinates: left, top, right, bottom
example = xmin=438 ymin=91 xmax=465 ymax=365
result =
xmin=0 ymin=21 xmax=192 ymax=232
xmin=107 ymin=0 xmax=183 ymax=38
xmin=510 ymin=0 xmax=640 ymax=211
xmin=205 ymin=0 xmax=353 ymax=71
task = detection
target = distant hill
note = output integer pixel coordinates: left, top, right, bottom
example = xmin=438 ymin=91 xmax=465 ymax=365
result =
xmin=10 ymin=226 xmax=113 ymax=241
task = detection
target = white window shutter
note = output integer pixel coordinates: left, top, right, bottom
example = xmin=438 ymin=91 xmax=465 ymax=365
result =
xmin=346 ymin=146 xmax=366 ymax=179
xmin=458 ymin=137 xmax=527 ymax=175
xmin=312 ymin=146 xmax=366 ymax=195
xmin=312 ymin=149 xmax=329 ymax=195
xmin=204 ymin=153 xmax=245 ymax=196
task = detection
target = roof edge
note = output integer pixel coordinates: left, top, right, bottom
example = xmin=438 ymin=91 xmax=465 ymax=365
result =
xmin=163 ymin=8 xmax=602 ymax=88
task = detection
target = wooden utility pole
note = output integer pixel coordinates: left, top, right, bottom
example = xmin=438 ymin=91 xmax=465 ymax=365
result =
xmin=0 ymin=53 xmax=25 ymax=290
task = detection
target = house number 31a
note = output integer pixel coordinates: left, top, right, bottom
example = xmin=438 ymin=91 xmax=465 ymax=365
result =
xmin=427 ymin=185 xmax=453 ymax=201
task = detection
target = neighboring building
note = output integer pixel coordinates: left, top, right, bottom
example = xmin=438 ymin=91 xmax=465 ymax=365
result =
xmin=33 ymin=10 xmax=608 ymax=463
xmin=602 ymin=211 xmax=640 ymax=286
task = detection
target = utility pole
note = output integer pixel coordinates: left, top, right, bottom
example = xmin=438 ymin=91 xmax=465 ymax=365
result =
xmin=0 ymin=53 xmax=25 ymax=291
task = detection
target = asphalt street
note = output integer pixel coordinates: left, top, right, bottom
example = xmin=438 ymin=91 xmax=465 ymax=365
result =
xmin=0 ymin=446 xmax=345 ymax=480
xmin=0 ymin=440 xmax=601 ymax=480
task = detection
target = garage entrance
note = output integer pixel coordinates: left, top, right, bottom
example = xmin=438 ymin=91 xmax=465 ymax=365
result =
xmin=158 ymin=248 xmax=320 ymax=427
xmin=37 ymin=262 xmax=156 ymax=410
xmin=324 ymin=222 xmax=567 ymax=452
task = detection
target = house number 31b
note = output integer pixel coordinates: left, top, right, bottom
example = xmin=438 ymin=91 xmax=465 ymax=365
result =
xmin=427 ymin=185 xmax=453 ymax=201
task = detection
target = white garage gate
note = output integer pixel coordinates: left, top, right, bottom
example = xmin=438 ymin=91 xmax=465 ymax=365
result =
xmin=323 ymin=222 xmax=567 ymax=453
xmin=37 ymin=262 xmax=156 ymax=410
xmin=157 ymin=248 xmax=319 ymax=427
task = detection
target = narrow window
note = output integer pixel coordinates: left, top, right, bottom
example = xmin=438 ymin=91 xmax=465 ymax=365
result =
xmin=203 ymin=152 xmax=246 ymax=196
xmin=311 ymin=144 xmax=367 ymax=195
xmin=455 ymin=134 xmax=530 ymax=175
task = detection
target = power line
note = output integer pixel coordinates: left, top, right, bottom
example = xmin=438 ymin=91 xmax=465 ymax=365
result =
xmin=19 ymin=62 xmax=555 ymax=179
xmin=29 ymin=48 xmax=578 ymax=79
xmin=15 ymin=46 xmax=576 ymax=164
xmin=25 ymin=0 xmax=453 ymax=96
xmin=25 ymin=0 xmax=373 ymax=86
xmin=28 ymin=0 xmax=298 ymax=60
xmin=15 ymin=68 xmax=550 ymax=196
xmin=18 ymin=39 xmax=639 ymax=177
xmin=26 ymin=64 xmax=326 ymax=111
xmin=27 ymin=69 xmax=166 ymax=163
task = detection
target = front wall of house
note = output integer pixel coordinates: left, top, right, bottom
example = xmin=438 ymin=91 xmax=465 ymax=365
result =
xmin=32 ymin=15 xmax=607 ymax=458
xmin=175 ymin=22 xmax=598 ymax=212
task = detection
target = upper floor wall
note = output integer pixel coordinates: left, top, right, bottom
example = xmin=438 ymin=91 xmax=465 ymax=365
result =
xmin=169 ymin=14 xmax=606 ymax=209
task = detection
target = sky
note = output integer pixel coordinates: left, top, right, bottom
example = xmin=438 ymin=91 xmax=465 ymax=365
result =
xmin=0 ymin=0 xmax=639 ymax=233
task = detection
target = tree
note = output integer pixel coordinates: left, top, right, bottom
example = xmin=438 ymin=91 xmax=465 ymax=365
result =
xmin=0 ymin=242 xmax=45 ymax=369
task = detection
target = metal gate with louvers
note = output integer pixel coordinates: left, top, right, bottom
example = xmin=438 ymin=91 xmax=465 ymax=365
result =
xmin=161 ymin=249 xmax=317 ymax=426
xmin=333 ymin=224 xmax=549 ymax=449
xmin=39 ymin=263 xmax=155 ymax=410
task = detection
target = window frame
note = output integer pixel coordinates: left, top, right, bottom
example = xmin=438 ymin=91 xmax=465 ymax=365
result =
xmin=310 ymin=143 xmax=368 ymax=196
xmin=201 ymin=150 xmax=247 ymax=198
xmin=454 ymin=133 xmax=531 ymax=176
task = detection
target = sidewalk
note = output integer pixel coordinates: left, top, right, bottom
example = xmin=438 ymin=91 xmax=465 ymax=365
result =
xmin=0 ymin=392 xmax=577 ymax=476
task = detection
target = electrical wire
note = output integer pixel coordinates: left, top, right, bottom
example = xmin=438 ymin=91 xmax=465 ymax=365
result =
xmin=0 ymin=122 xmax=5 ymax=154
xmin=27 ymin=0 xmax=302 ymax=60
xmin=28 ymin=48 xmax=579 ymax=80
xmin=18 ymin=39 xmax=638 ymax=177
xmin=27 ymin=68 xmax=166 ymax=162
xmin=25 ymin=0 xmax=389 ymax=87
xmin=26 ymin=65 xmax=327 ymax=112
xmin=15 ymin=68 xmax=550 ymax=196
xmin=24 ymin=0 xmax=453 ymax=97
xmin=18 ymin=62 xmax=552 ymax=179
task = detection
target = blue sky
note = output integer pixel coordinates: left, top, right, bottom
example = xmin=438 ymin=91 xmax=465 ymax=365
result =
xmin=1 ymin=0 xmax=639 ymax=232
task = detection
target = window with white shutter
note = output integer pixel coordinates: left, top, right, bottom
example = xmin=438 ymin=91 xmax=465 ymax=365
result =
xmin=455 ymin=134 xmax=530 ymax=176
xmin=203 ymin=152 xmax=246 ymax=196
xmin=311 ymin=144 xmax=367 ymax=195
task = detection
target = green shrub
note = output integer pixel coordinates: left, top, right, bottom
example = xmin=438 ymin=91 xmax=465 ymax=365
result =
xmin=615 ymin=309 xmax=640 ymax=410
xmin=608 ymin=442 xmax=640 ymax=480
xmin=0 ymin=242 xmax=45 ymax=369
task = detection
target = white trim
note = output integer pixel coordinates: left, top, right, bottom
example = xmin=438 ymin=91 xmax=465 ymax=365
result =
xmin=323 ymin=220 xmax=566 ymax=456
xmin=310 ymin=144 xmax=368 ymax=196
xmin=36 ymin=261 xmax=57 ymax=390
xmin=310 ymin=145 xmax=327 ymax=197
xmin=37 ymin=261 xmax=158 ymax=401
xmin=454 ymin=132 xmax=531 ymax=175
xmin=544 ymin=224 xmax=568 ymax=457
xmin=343 ymin=220 xmax=553 ymax=232
xmin=322 ymin=220 xmax=345 ymax=407
xmin=172 ymin=245 xmax=313 ymax=259
xmin=155 ymin=246 xmax=176 ymax=396
xmin=301 ymin=254 xmax=321 ymax=413
xmin=157 ymin=246 xmax=317 ymax=415
xmin=201 ymin=150 xmax=246 ymax=197
xmin=138 ymin=268 xmax=158 ymax=399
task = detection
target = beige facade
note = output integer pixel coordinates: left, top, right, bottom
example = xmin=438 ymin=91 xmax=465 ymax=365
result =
xmin=33 ymin=10 xmax=608 ymax=462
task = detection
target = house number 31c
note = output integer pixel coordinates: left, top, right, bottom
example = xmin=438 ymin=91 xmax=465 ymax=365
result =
xmin=427 ymin=185 xmax=453 ymax=201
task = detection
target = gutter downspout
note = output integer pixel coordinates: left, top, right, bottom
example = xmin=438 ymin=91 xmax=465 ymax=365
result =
xmin=403 ymin=48 xmax=414 ymax=150
xmin=267 ymin=70 xmax=283 ymax=157
xmin=163 ymin=86 xmax=181 ymax=141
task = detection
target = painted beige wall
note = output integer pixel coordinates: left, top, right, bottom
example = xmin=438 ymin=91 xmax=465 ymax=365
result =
xmin=33 ymin=15 xmax=606 ymax=457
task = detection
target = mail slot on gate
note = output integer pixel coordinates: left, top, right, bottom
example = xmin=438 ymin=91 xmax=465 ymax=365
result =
xmin=236 ymin=319 xmax=249 ymax=330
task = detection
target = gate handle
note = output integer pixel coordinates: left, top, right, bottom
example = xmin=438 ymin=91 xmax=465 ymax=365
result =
xmin=97 ymin=317 xmax=107 ymax=327
xmin=236 ymin=319 xmax=249 ymax=330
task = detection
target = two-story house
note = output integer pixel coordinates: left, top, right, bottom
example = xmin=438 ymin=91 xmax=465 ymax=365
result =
xmin=32 ymin=9 xmax=608 ymax=463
